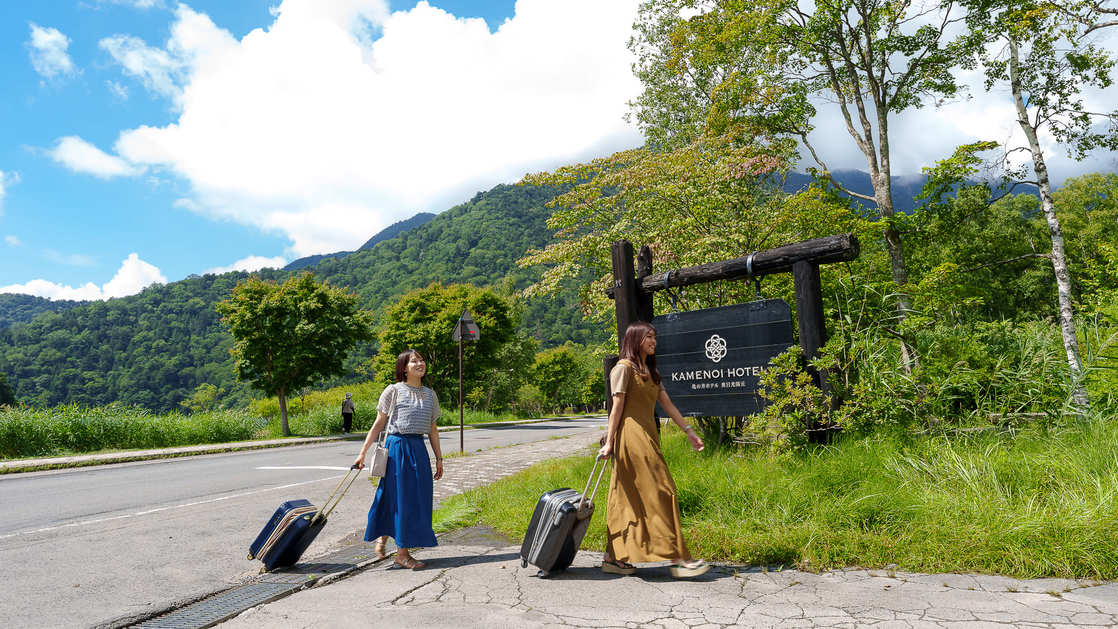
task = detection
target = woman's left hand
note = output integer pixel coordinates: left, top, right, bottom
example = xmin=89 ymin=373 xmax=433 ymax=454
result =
xmin=433 ymin=459 xmax=444 ymax=480
xmin=687 ymin=430 xmax=704 ymax=452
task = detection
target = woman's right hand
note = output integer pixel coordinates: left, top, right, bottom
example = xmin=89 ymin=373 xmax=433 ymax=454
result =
xmin=352 ymin=454 xmax=366 ymax=470
xmin=597 ymin=442 xmax=612 ymax=459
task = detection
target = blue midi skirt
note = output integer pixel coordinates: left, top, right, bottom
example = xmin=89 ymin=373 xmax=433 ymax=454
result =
xmin=364 ymin=433 xmax=438 ymax=548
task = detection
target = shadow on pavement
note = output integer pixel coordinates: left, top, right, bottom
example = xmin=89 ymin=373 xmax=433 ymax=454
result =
xmin=418 ymin=551 xmax=522 ymax=570
xmin=545 ymin=564 xmax=737 ymax=582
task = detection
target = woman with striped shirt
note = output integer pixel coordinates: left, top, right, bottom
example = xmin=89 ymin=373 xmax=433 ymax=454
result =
xmin=353 ymin=349 xmax=444 ymax=570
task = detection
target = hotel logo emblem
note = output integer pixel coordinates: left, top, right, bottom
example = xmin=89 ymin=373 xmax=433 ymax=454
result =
xmin=704 ymin=334 xmax=727 ymax=363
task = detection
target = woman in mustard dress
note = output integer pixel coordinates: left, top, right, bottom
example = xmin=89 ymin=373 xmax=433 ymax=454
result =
xmin=597 ymin=321 xmax=709 ymax=578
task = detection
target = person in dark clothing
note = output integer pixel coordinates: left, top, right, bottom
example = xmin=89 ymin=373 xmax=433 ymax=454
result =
xmin=341 ymin=392 xmax=355 ymax=434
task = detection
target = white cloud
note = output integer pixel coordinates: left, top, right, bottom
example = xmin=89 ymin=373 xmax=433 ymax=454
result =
xmin=4 ymin=236 xmax=21 ymax=247
xmin=101 ymin=0 xmax=643 ymax=257
xmin=106 ymin=80 xmax=130 ymax=100
xmin=0 ymin=253 xmax=166 ymax=301
xmin=102 ymin=253 xmax=167 ymax=297
xmin=27 ymin=23 xmax=78 ymax=80
xmin=204 ymin=255 xmax=287 ymax=274
xmin=799 ymin=24 xmax=1118 ymax=187
xmin=109 ymin=0 xmax=164 ymax=8
xmin=0 ymin=170 xmax=10 ymax=213
xmin=100 ymin=34 xmax=185 ymax=102
xmin=48 ymin=136 xmax=142 ymax=178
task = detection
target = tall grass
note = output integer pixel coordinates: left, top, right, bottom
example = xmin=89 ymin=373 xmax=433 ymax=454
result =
xmin=0 ymin=383 xmax=565 ymax=459
xmin=0 ymin=403 xmax=268 ymax=459
xmin=436 ymin=417 xmax=1118 ymax=578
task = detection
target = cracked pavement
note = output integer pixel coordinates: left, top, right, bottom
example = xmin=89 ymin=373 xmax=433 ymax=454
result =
xmin=211 ymin=426 xmax=1117 ymax=629
xmin=219 ymin=524 xmax=1118 ymax=628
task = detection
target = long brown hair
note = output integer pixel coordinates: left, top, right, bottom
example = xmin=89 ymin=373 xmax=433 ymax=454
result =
xmin=619 ymin=321 xmax=660 ymax=384
xmin=394 ymin=349 xmax=425 ymax=383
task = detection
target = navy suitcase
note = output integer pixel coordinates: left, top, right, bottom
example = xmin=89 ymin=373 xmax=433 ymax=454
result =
xmin=248 ymin=466 xmax=360 ymax=572
xmin=520 ymin=455 xmax=607 ymax=577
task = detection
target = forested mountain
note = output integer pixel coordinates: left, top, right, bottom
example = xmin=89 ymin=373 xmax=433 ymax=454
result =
xmin=0 ymin=294 xmax=88 ymax=330
xmin=0 ymin=183 xmax=597 ymax=410
xmin=0 ymin=168 xmax=1013 ymax=411
xmin=0 ymin=272 xmax=283 ymax=409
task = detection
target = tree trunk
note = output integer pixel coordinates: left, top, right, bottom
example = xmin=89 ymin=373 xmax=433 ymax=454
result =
xmin=278 ymin=387 xmax=291 ymax=437
xmin=874 ymin=178 xmax=917 ymax=373
xmin=1009 ymin=39 xmax=1090 ymax=414
xmin=866 ymin=117 xmax=917 ymax=373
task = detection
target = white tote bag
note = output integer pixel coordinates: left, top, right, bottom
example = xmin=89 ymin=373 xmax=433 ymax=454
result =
xmin=368 ymin=384 xmax=399 ymax=478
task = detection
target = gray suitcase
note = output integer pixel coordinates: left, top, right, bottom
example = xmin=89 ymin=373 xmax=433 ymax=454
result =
xmin=520 ymin=455 xmax=607 ymax=577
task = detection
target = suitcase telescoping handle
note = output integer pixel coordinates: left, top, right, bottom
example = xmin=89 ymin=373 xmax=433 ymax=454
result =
xmin=311 ymin=464 xmax=362 ymax=525
xmin=577 ymin=454 xmax=608 ymax=513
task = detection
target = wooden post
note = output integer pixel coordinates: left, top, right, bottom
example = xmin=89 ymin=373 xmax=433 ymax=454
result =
xmin=793 ymin=260 xmax=830 ymax=442
xmin=793 ymin=261 xmax=826 ymax=370
xmin=636 ymin=245 xmax=654 ymax=323
xmin=611 ymin=240 xmax=639 ymax=351
xmin=603 ymin=354 xmax=619 ymax=413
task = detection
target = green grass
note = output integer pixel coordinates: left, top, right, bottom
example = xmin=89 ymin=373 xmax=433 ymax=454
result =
xmin=0 ymin=404 xmax=270 ymax=459
xmin=434 ymin=418 xmax=1118 ymax=579
xmin=0 ymin=397 xmax=581 ymax=459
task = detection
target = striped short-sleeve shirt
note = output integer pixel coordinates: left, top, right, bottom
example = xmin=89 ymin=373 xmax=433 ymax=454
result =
xmin=378 ymin=382 xmax=441 ymax=435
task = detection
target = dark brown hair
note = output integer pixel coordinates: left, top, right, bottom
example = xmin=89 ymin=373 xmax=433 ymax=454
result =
xmin=394 ymin=349 xmax=425 ymax=383
xmin=619 ymin=321 xmax=660 ymax=384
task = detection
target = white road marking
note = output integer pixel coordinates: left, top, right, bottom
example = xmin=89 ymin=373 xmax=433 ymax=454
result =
xmin=255 ymin=466 xmax=351 ymax=471
xmin=0 ymin=475 xmax=345 ymax=541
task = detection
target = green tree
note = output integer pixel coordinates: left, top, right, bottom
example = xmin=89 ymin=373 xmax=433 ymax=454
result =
xmin=371 ymin=283 xmax=517 ymax=404
xmin=1053 ymin=173 xmax=1118 ymax=313
xmin=179 ymin=382 xmax=223 ymax=413
xmin=520 ymin=138 xmax=848 ymax=330
xmin=965 ymin=0 xmax=1118 ymax=411
xmin=0 ymin=372 xmax=15 ymax=406
xmin=216 ymin=273 xmax=374 ymax=436
xmin=477 ymin=329 xmax=539 ymax=411
xmin=630 ymin=0 xmax=985 ymax=370
xmin=908 ymin=143 xmax=1054 ymax=323
xmin=532 ymin=344 xmax=584 ymax=413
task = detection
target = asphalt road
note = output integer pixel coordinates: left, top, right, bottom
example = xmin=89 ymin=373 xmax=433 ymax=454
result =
xmin=0 ymin=417 xmax=606 ymax=629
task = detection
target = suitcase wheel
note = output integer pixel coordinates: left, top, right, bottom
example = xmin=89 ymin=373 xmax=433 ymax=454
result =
xmin=536 ymin=569 xmax=549 ymax=578
xmin=521 ymin=559 xmax=527 ymax=568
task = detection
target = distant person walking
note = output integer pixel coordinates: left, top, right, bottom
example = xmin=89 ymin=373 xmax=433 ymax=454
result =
xmin=341 ymin=393 xmax=355 ymax=434
xmin=598 ymin=321 xmax=709 ymax=578
xmin=353 ymin=350 xmax=444 ymax=570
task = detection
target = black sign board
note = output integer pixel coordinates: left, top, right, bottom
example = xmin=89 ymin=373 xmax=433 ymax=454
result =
xmin=451 ymin=309 xmax=480 ymax=342
xmin=652 ymin=299 xmax=794 ymax=417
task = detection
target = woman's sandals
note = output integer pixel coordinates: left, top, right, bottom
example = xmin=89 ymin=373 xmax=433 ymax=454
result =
xmin=600 ymin=558 xmax=636 ymax=575
xmin=394 ymin=555 xmax=426 ymax=570
xmin=374 ymin=538 xmax=388 ymax=560
xmin=669 ymin=559 xmax=710 ymax=578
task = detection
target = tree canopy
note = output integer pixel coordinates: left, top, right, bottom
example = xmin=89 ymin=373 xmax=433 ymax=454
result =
xmin=216 ymin=272 xmax=374 ymax=435
xmin=370 ymin=283 xmax=517 ymax=405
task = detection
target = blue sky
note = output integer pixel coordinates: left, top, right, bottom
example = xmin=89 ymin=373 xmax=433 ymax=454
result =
xmin=0 ymin=0 xmax=643 ymax=299
xmin=1 ymin=1 xmax=1115 ymax=301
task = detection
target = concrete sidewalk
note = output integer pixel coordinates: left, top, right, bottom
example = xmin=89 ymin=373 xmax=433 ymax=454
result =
xmin=218 ymin=527 xmax=1118 ymax=629
xmin=211 ymin=437 xmax=1117 ymax=629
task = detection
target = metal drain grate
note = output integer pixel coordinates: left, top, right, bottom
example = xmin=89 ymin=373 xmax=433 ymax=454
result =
xmin=132 ymin=582 xmax=297 ymax=629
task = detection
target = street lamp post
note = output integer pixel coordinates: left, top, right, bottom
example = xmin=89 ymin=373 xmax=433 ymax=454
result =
xmin=451 ymin=309 xmax=480 ymax=453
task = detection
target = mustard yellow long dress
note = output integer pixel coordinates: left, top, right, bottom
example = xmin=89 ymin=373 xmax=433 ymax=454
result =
xmin=605 ymin=359 xmax=692 ymax=563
